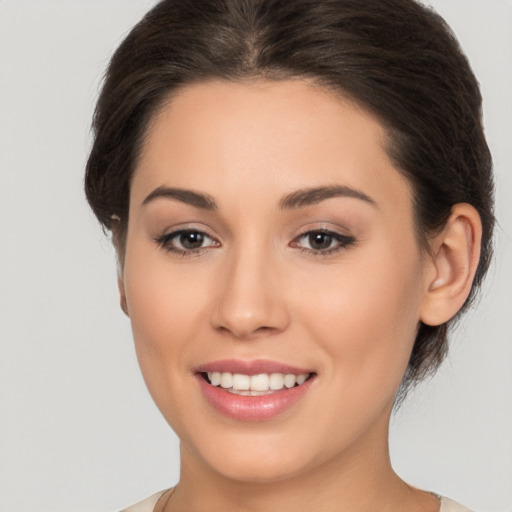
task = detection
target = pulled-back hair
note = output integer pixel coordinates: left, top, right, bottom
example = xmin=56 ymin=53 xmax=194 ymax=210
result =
xmin=85 ymin=0 xmax=494 ymax=394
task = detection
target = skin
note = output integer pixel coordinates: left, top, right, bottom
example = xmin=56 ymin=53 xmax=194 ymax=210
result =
xmin=116 ymin=79 xmax=481 ymax=512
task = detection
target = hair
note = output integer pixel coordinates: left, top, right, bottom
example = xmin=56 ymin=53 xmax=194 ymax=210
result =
xmin=84 ymin=0 xmax=494 ymax=395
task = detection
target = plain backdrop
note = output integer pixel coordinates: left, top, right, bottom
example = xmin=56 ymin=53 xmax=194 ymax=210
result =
xmin=0 ymin=1 xmax=511 ymax=511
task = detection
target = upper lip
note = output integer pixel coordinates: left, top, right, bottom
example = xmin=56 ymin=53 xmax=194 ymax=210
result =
xmin=195 ymin=359 xmax=314 ymax=376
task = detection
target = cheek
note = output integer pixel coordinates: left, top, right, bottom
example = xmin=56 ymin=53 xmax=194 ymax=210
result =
xmin=124 ymin=227 xmax=214 ymax=335
xmin=121 ymin=242 xmax=210 ymax=404
xmin=298 ymin=241 xmax=424 ymax=397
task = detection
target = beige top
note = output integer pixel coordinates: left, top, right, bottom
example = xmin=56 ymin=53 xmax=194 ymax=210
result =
xmin=120 ymin=489 xmax=475 ymax=512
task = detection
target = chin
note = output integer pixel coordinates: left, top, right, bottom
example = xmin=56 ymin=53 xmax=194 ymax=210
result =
xmin=199 ymin=441 xmax=317 ymax=483
xmin=177 ymin=415 xmax=347 ymax=486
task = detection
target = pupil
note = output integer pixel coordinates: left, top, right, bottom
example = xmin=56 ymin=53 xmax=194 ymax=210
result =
xmin=180 ymin=232 xmax=204 ymax=249
xmin=309 ymin=232 xmax=332 ymax=250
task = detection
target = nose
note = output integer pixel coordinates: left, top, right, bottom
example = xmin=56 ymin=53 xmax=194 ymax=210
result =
xmin=210 ymin=246 xmax=290 ymax=340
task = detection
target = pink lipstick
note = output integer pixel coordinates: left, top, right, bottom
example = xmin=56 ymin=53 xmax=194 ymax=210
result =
xmin=194 ymin=359 xmax=316 ymax=421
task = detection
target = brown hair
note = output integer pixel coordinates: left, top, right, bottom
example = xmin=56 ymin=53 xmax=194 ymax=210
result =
xmin=85 ymin=0 xmax=494 ymax=394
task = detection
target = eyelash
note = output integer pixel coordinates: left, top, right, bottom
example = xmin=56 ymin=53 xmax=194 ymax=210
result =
xmin=154 ymin=228 xmax=356 ymax=257
xmin=154 ymin=229 xmax=219 ymax=257
xmin=293 ymin=229 xmax=356 ymax=256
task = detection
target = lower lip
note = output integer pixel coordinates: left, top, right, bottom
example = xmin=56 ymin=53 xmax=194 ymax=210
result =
xmin=195 ymin=374 xmax=315 ymax=421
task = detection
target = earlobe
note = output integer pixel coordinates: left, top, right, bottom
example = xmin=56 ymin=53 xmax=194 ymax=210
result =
xmin=111 ymin=215 xmax=129 ymax=317
xmin=420 ymin=203 xmax=482 ymax=326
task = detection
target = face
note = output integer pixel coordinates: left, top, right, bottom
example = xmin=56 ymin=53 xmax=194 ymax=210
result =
xmin=121 ymin=79 xmax=430 ymax=482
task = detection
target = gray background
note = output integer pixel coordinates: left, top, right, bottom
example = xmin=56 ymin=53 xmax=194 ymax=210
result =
xmin=0 ymin=1 xmax=511 ymax=511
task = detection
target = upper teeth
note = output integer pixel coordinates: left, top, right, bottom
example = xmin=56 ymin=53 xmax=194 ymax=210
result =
xmin=207 ymin=372 xmax=309 ymax=392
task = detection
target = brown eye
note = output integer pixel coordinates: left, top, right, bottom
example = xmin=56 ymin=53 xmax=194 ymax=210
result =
xmin=180 ymin=231 xmax=205 ymax=250
xmin=308 ymin=232 xmax=334 ymax=250
xmin=156 ymin=229 xmax=219 ymax=254
xmin=292 ymin=229 xmax=356 ymax=255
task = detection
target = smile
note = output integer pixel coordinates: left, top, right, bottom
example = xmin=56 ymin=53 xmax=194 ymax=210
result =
xmin=195 ymin=360 xmax=316 ymax=421
xmin=204 ymin=371 xmax=310 ymax=395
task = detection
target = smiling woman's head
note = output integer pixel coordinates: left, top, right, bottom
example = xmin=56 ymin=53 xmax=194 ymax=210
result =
xmin=85 ymin=0 xmax=493 ymax=402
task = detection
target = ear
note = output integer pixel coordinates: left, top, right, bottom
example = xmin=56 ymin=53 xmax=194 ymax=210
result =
xmin=111 ymin=216 xmax=130 ymax=317
xmin=420 ymin=203 xmax=482 ymax=326
xmin=117 ymin=275 xmax=129 ymax=317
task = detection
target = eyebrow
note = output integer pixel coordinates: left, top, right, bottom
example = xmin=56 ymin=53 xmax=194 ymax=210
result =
xmin=142 ymin=186 xmax=217 ymax=210
xmin=142 ymin=184 xmax=376 ymax=211
xmin=279 ymin=185 xmax=377 ymax=210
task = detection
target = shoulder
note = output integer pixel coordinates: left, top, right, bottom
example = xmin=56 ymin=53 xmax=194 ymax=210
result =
xmin=440 ymin=496 xmax=475 ymax=512
xmin=119 ymin=489 xmax=170 ymax=512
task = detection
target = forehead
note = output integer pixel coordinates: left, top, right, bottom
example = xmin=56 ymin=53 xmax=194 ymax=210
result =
xmin=132 ymin=79 xmax=412 ymax=214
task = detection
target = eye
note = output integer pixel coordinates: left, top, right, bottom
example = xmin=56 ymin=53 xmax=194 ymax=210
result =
xmin=155 ymin=229 xmax=220 ymax=255
xmin=291 ymin=229 xmax=355 ymax=255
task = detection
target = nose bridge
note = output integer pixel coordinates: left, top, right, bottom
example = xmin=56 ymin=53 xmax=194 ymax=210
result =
xmin=211 ymin=238 xmax=288 ymax=339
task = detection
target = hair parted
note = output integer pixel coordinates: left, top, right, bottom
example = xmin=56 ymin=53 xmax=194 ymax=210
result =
xmin=85 ymin=0 xmax=494 ymax=395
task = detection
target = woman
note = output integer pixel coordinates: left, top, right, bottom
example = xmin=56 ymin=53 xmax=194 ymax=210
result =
xmin=84 ymin=0 xmax=494 ymax=511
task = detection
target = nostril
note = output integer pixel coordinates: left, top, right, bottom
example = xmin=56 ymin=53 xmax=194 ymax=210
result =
xmin=254 ymin=326 xmax=279 ymax=335
xmin=214 ymin=323 xmax=281 ymax=341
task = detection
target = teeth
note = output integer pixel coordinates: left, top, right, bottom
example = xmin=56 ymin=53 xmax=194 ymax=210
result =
xmin=284 ymin=374 xmax=296 ymax=388
xmin=227 ymin=389 xmax=274 ymax=396
xmin=232 ymin=373 xmax=250 ymax=390
xmin=296 ymin=374 xmax=308 ymax=385
xmin=220 ymin=372 xmax=233 ymax=389
xmin=269 ymin=373 xmax=284 ymax=390
xmin=206 ymin=371 xmax=310 ymax=392
xmin=210 ymin=371 xmax=221 ymax=386
xmin=250 ymin=373 xmax=269 ymax=391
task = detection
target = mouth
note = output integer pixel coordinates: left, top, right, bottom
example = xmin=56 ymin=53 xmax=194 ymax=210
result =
xmin=199 ymin=371 xmax=314 ymax=396
xmin=194 ymin=360 xmax=317 ymax=421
